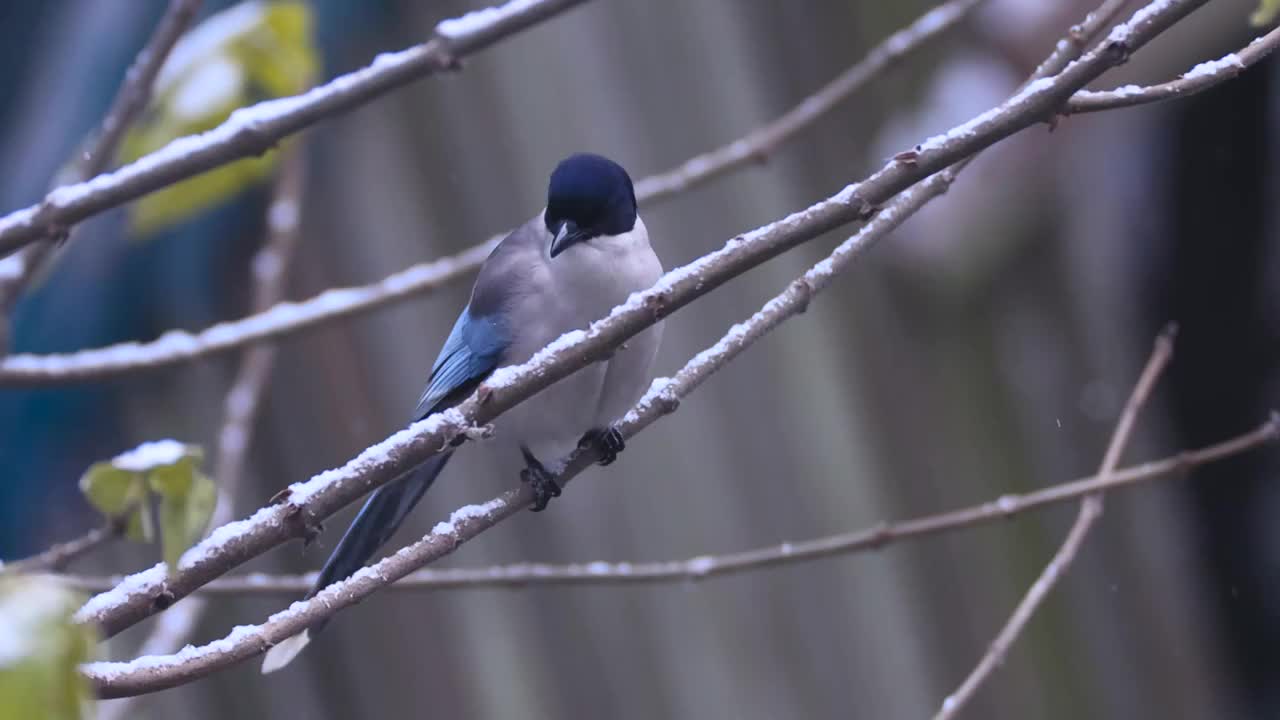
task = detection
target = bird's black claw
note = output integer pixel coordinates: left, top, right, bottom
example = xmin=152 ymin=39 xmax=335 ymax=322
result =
xmin=581 ymin=426 xmax=625 ymax=466
xmin=520 ymin=450 xmax=561 ymax=512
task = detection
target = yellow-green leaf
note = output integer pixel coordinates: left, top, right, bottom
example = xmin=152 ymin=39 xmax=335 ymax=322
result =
xmin=120 ymin=0 xmax=318 ymax=237
xmin=78 ymin=462 xmax=139 ymax=517
xmin=0 ymin=577 xmax=97 ymax=720
xmin=148 ymin=455 xmax=217 ymax=573
xmin=77 ymin=441 xmax=210 ymax=557
xmin=77 ymin=463 xmax=149 ymax=542
xmin=1252 ymin=0 xmax=1280 ymax=26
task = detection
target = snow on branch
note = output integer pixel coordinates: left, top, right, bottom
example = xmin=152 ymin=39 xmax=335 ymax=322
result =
xmin=74 ymin=0 xmax=1206 ymax=664
xmin=1066 ymin=25 xmax=1280 ymax=114
xmin=0 ymin=0 xmax=589 ymax=259
xmin=0 ymin=242 xmax=496 ymax=385
xmin=0 ymin=0 xmax=981 ymax=386
xmin=60 ymin=420 xmax=1276 ymax=596
xmin=82 ymin=409 xmax=1279 ymax=698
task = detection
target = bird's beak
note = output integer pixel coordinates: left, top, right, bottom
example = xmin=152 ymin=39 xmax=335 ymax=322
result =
xmin=549 ymin=220 xmax=580 ymax=258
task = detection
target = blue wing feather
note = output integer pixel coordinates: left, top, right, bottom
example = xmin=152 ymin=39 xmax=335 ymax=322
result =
xmin=414 ymin=306 xmax=508 ymax=419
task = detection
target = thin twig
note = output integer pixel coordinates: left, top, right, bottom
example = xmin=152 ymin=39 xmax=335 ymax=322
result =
xmin=0 ymin=0 xmax=203 ymax=346
xmin=81 ymin=0 xmax=206 ymax=180
xmin=74 ymin=0 xmax=1208 ymax=646
xmin=1067 ymin=25 xmax=1280 ymax=114
xmin=53 ymin=418 xmax=1279 ymax=595
xmin=633 ymin=0 xmax=983 ymax=202
xmin=935 ymin=325 xmax=1178 ymax=719
xmin=1032 ymin=0 xmax=1132 ymax=80
xmin=0 ymin=0 xmax=982 ymax=386
xmin=0 ymin=0 xmax=589 ymax=258
xmin=1 ymin=523 xmax=119 ymax=575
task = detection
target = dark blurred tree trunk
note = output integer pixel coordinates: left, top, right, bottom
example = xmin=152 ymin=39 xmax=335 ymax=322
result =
xmin=1151 ymin=50 xmax=1280 ymax=718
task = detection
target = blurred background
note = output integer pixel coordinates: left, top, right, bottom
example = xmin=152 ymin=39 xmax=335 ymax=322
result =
xmin=1 ymin=0 xmax=1277 ymax=717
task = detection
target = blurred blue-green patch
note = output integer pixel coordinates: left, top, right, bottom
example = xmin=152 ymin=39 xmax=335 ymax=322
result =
xmin=120 ymin=0 xmax=317 ymax=237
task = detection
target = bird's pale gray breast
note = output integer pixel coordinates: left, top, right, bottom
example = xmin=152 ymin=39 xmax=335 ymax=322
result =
xmin=479 ymin=215 xmax=663 ymax=464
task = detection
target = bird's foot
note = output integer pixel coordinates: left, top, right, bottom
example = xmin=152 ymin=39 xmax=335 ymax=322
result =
xmin=579 ymin=426 xmax=625 ymax=466
xmin=520 ymin=449 xmax=561 ymax=512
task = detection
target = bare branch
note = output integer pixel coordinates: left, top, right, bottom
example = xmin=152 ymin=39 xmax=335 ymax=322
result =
xmin=0 ymin=0 xmax=981 ymax=386
xmin=72 ymin=0 xmax=1208 ymax=644
xmin=935 ymin=325 xmax=1178 ymax=719
xmin=1067 ymin=25 xmax=1280 ymax=114
xmin=0 ymin=0 xmax=203 ymax=344
xmin=1 ymin=523 xmax=119 ymax=576
xmin=0 ymin=0 xmax=589 ymax=259
xmin=55 ymin=418 xmax=1279 ymax=596
xmin=632 ymin=0 xmax=983 ymax=202
xmin=86 ymin=0 xmax=206 ymax=179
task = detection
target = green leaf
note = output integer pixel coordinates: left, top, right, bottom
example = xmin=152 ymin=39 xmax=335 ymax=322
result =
xmin=78 ymin=463 xmax=149 ymax=541
xmin=0 ymin=577 xmax=97 ymax=720
xmin=1252 ymin=0 xmax=1280 ymax=26
xmin=148 ymin=453 xmax=217 ymax=573
xmin=120 ymin=1 xmax=318 ymax=237
xmin=77 ymin=441 xmax=212 ymax=568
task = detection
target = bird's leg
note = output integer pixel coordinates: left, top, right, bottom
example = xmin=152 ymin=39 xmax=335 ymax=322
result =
xmin=520 ymin=447 xmax=561 ymax=512
xmin=579 ymin=426 xmax=625 ymax=466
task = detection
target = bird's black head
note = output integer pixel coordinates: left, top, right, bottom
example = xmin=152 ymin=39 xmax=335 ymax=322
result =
xmin=544 ymin=153 xmax=637 ymax=258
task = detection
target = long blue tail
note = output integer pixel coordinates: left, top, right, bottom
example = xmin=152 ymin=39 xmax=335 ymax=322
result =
xmin=262 ymin=452 xmax=452 ymax=672
xmin=311 ymin=451 xmax=452 ymax=601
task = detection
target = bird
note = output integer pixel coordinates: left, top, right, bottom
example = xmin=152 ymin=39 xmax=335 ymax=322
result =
xmin=261 ymin=153 xmax=664 ymax=673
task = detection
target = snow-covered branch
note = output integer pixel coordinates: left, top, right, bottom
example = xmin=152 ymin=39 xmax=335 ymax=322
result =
xmin=73 ymin=0 xmax=1206 ymax=658
xmin=57 ymin=385 xmax=1278 ymax=596
xmin=0 ymin=242 xmax=497 ymax=385
xmin=936 ymin=326 xmax=1176 ymax=719
xmin=0 ymin=0 xmax=980 ymax=386
xmin=0 ymin=0 xmax=589 ymax=259
xmin=80 ymin=323 xmax=1276 ymax=697
xmin=1067 ymin=25 xmax=1280 ymax=114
